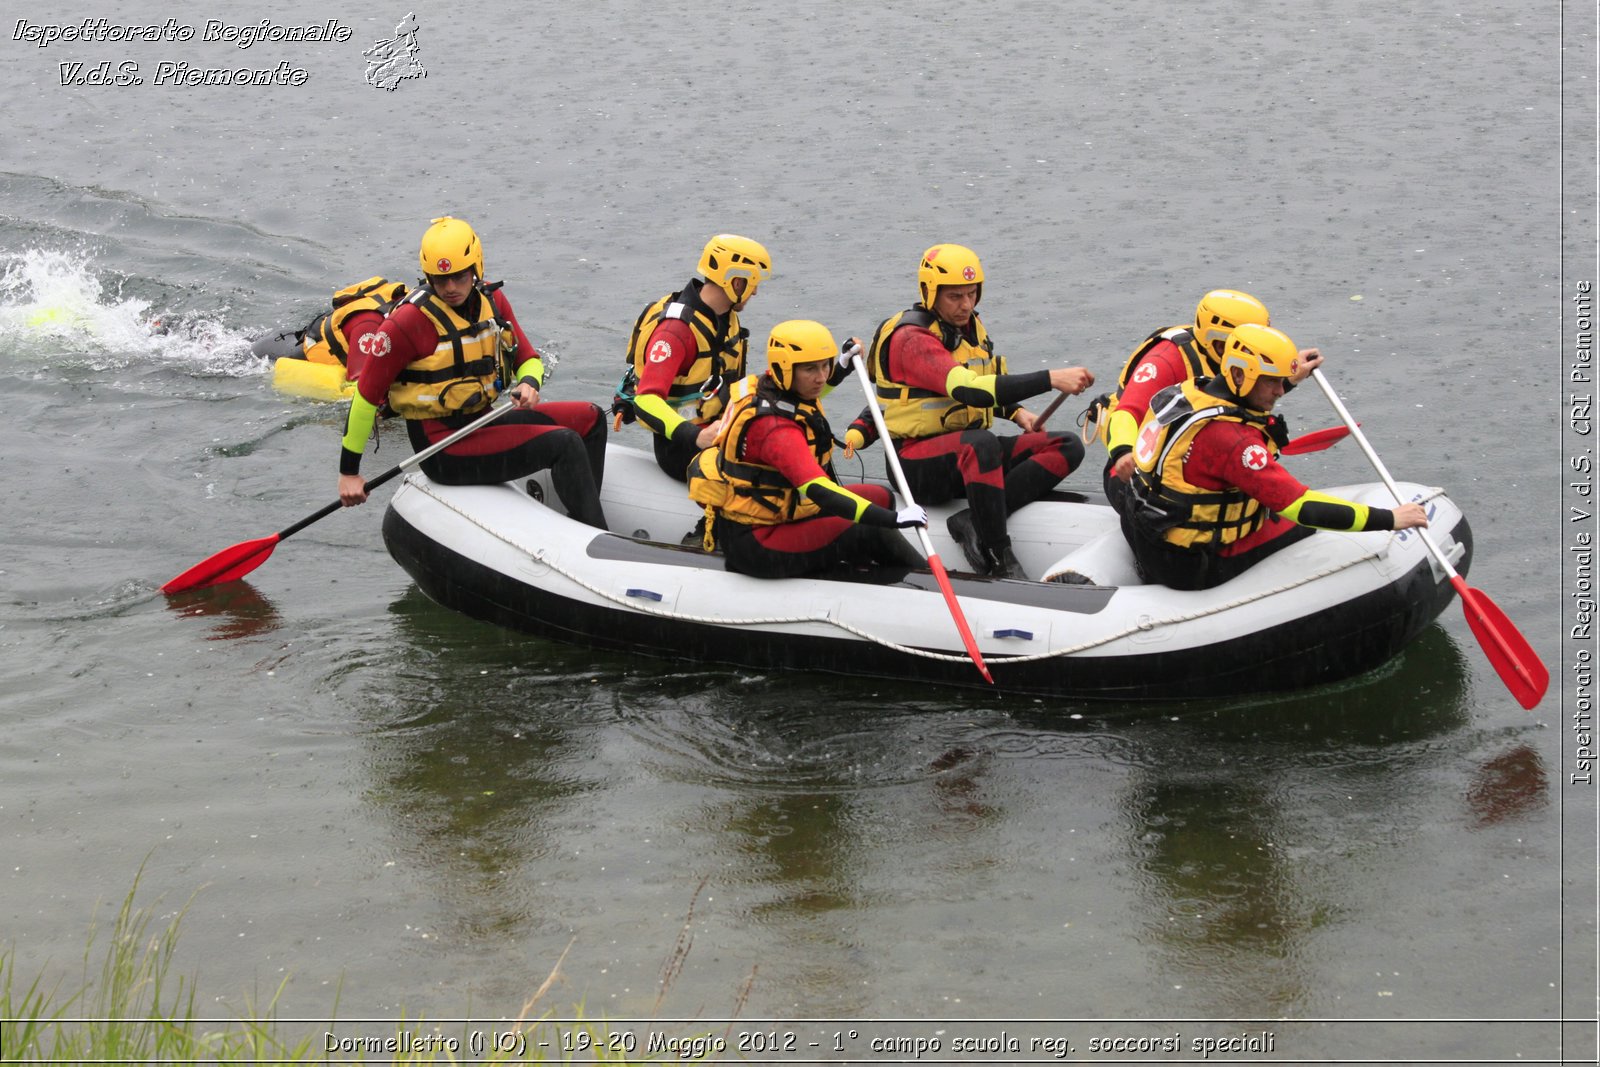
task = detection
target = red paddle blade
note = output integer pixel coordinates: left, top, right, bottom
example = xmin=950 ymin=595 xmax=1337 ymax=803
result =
xmin=160 ymin=534 xmax=282 ymax=594
xmin=1450 ymin=577 xmax=1549 ymax=710
xmin=926 ymin=552 xmax=994 ymax=685
xmin=1281 ymin=424 xmax=1353 ymax=455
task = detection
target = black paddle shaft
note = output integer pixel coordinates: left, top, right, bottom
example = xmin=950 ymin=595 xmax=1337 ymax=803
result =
xmin=280 ymin=401 xmax=515 ymax=543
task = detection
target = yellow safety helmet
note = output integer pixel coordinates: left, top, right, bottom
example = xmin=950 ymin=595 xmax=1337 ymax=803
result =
xmin=698 ymin=234 xmax=771 ymax=305
xmin=1193 ymin=289 xmax=1270 ymax=366
xmin=1218 ymin=322 xmax=1298 ymax=399
xmin=918 ymin=243 xmax=984 ymax=308
xmin=419 ymin=216 xmax=484 ymax=279
xmin=765 ymin=319 xmax=837 ymax=390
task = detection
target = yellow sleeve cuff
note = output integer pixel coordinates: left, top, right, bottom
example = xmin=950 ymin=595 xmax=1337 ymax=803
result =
xmin=798 ymin=476 xmax=874 ymax=521
xmin=514 ymin=356 xmax=545 ymax=387
xmin=1278 ymin=489 xmax=1371 ymax=530
xmin=1106 ymin=408 xmax=1139 ymax=453
xmin=633 ymin=391 xmax=687 ymax=437
xmin=340 ymin=392 xmax=382 ymax=457
xmin=944 ymin=365 xmax=999 ymax=405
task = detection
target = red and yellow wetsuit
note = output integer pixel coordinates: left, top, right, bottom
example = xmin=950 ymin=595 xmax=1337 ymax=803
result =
xmin=688 ymin=374 xmax=921 ymax=578
xmin=623 ymin=280 xmax=748 ymax=480
xmin=339 ymin=284 xmax=609 ymax=529
xmin=1124 ymin=380 xmax=1407 ymax=589
xmin=859 ymin=306 xmax=1084 ymax=555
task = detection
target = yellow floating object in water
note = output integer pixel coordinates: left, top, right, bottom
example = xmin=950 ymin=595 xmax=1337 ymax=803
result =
xmin=26 ymin=305 xmax=80 ymax=329
xmin=272 ymin=356 xmax=356 ymax=402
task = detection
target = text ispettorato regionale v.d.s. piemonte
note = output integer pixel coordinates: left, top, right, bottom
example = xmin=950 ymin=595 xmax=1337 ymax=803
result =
xmin=12 ymin=17 xmax=365 ymax=88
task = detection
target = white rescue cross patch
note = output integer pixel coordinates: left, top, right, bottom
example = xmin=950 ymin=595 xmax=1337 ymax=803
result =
xmin=1241 ymin=443 xmax=1270 ymax=471
xmin=360 ymin=332 xmax=391 ymax=359
xmin=1134 ymin=421 xmax=1161 ymax=465
xmin=1132 ymin=363 xmax=1158 ymax=384
xmin=647 ymin=339 xmax=673 ymax=363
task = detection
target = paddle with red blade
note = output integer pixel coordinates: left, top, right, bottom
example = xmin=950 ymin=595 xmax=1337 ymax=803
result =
xmin=1280 ymin=424 xmax=1353 ymax=455
xmin=1310 ymin=369 xmax=1547 ymax=709
xmin=162 ymin=400 xmax=517 ymax=594
xmin=846 ymin=344 xmax=993 ymax=684
xmin=1054 ymin=392 xmax=1349 ymax=454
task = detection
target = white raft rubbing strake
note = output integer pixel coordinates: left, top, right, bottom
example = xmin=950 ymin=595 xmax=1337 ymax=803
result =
xmin=409 ymin=476 xmax=1430 ymax=667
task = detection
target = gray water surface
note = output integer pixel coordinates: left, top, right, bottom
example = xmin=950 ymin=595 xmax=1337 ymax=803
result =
xmin=0 ymin=2 xmax=1591 ymax=1062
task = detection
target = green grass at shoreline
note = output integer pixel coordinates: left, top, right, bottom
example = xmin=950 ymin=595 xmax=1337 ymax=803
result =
xmin=1 ymin=875 xmax=717 ymax=1064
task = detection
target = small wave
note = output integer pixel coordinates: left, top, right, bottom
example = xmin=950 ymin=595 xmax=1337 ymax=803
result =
xmin=0 ymin=246 xmax=259 ymax=376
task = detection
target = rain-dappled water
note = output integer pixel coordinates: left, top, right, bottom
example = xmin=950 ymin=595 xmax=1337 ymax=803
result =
xmin=0 ymin=2 xmax=1592 ymax=1062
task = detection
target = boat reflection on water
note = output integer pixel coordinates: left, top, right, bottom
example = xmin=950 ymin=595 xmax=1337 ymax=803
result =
xmin=1072 ymin=625 xmax=1547 ymax=1016
xmin=1143 ymin=623 xmax=1473 ymax=743
xmin=361 ymin=586 xmax=1033 ymax=1016
xmin=358 ymin=589 xmax=605 ymax=943
xmin=358 ymin=588 xmax=835 ymax=1015
xmin=351 ymin=578 xmax=1550 ymax=1022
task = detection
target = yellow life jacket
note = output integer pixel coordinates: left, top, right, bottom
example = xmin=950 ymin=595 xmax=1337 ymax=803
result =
xmin=1114 ymin=325 xmax=1209 ymax=394
xmin=1128 ymin=378 xmax=1278 ymax=550
xmin=1087 ymin=324 xmax=1211 ymax=446
xmin=385 ymin=286 xmax=511 ymax=420
xmin=622 ymin=280 xmax=748 ymax=424
xmin=300 ymin=277 xmax=409 ymax=366
xmin=686 ymin=374 xmax=833 ymax=529
xmin=867 ymin=306 xmax=1004 ymax=438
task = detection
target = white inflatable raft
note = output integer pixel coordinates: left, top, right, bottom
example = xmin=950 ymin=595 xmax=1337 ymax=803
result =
xmin=381 ymin=443 xmax=1470 ymax=700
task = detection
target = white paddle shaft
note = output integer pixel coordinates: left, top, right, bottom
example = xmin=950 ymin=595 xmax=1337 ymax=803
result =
xmin=849 ymin=355 xmax=937 ymax=557
xmin=1309 ymin=369 xmax=1456 ymax=579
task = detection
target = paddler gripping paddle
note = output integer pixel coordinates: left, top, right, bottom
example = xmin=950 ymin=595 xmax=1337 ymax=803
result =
xmin=845 ymin=341 xmax=993 ymax=685
xmin=1311 ymin=369 xmax=1547 ymax=709
xmin=161 ymin=400 xmax=517 ymax=594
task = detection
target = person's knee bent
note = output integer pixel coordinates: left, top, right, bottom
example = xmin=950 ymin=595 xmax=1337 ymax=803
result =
xmin=1058 ymin=433 xmax=1085 ymax=471
xmin=960 ymin=428 xmax=1004 ymax=471
xmin=853 ymin=483 xmax=893 ymax=508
